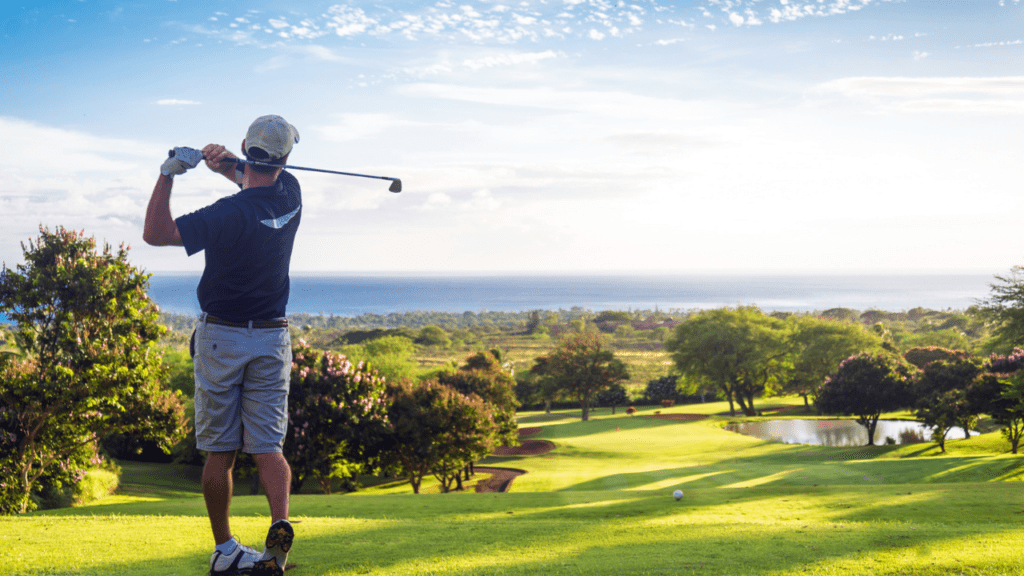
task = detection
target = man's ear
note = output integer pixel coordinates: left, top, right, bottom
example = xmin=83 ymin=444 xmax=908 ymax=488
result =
xmin=240 ymin=139 xmax=247 ymax=157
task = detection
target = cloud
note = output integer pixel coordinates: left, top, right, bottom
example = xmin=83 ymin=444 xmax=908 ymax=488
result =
xmin=817 ymin=76 xmax=1024 ymax=114
xmin=156 ymin=99 xmax=201 ymax=105
xmin=461 ymin=50 xmax=559 ymax=71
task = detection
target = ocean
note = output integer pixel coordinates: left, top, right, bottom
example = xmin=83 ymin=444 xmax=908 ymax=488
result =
xmin=144 ymin=273 xmax=996 ymax=317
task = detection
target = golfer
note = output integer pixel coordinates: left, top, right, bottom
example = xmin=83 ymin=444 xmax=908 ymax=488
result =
xmin=143 ymin=115 xmax=301 ymax=576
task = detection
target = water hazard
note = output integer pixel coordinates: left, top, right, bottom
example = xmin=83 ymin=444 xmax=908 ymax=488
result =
xmin=725 ymin=419 xmax=975 ymax=447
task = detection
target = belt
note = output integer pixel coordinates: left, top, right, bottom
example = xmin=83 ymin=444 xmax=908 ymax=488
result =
xmin=203 ymin=315 xmax=289 ymax=329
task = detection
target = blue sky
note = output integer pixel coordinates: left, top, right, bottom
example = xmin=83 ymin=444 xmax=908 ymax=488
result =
xmin=1 ymin=0 xmax=1022 ymax=273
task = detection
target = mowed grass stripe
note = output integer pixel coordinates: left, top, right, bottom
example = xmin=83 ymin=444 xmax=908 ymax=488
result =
xmin=8 ymin=398 xmax=1024 ymax=575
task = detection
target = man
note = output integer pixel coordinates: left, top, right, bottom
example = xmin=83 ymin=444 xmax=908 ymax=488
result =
xmin=143 ymin=115 xmax=301 ymax=576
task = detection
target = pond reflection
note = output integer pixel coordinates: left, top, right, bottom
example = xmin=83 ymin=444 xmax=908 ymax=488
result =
xmin=724 ymin=419 xmax=974 ymax=446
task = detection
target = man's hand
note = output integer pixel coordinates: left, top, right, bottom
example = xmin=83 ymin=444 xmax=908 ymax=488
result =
xmin=203 ymin=144 xmax=238 ymax=174
xmin=161 ymin=147 xmax=204 ymax=177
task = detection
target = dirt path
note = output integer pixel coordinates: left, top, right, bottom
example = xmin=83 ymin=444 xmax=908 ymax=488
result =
xmin=475 ymin=429 xmax=555 ymax=492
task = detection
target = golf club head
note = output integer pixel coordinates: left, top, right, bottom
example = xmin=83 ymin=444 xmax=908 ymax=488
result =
xmin=389 ymin=179 xmax=402 ymax=193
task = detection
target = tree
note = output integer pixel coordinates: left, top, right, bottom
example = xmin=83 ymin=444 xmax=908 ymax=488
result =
xmin=978 ymin=351 xmax=1024 ymax=454
xmin=596 ymin=382 xmax=630 ymax=414
xmin=904 ymin=347 xmax=971 ymax=370
xmin=644 ymin=375 xmax=681 ymax=404
xmin=530 ymin=333 xmax=629 ymax=421
xmin=0 ymin=226 xmax=186 ymax=514
xmin=436 ymin=349 xmax=519 ymax=447
xmin=514 ymin=366 xmax=563 ymax=413
xmin=666 ymin=307 xmax=789 ymax=417
xmin=816 ymin=352 xmax=916 ymax=446
xmin=379 ymin=379 xmax=496 ymax=494
xmin=415 ymin=325 xmax=451 ymax=348
xmin=286 ymin=341 xmax=390 ymax=494
xmin=787 ymin=316 xmax=883 ymax=408
xmin=978 ymin=265 xmax=1024 ymax=353
xmin=913 ymin=358 xmax=984 ymax=451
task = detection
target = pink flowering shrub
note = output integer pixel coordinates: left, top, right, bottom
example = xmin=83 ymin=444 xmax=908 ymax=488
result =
xmin=286 ymin=340 xmax=389 ymax=494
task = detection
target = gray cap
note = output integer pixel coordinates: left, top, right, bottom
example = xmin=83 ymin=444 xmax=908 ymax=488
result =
xmin=244 ymin=115 xmax=300 ymax=161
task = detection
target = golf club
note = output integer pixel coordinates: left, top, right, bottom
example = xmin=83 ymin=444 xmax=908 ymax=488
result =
xmin=168 ymin=147 xmax=402 ymax=193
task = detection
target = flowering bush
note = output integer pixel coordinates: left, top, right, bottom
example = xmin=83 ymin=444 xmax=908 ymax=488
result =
xmin=286 ymin=340 xmax=390 ymax=494
xmin=0 ymin=226 xmax=186 ymax=514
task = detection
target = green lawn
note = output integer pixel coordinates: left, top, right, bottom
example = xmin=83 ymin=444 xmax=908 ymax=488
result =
xmin=6 ymin=398 xmax=1024 ymax=575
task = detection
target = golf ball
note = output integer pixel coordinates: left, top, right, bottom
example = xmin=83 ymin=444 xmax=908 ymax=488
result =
xmin=673 ymin=490 xmax=683 ymax=500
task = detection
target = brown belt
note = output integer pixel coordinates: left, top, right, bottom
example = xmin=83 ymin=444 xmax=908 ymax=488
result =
xmin=204 ymin=315 xmax=288 ymax=329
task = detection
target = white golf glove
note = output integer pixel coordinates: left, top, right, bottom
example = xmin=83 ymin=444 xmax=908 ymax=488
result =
xmin=160 ymin=147 xmax=204 ymax=177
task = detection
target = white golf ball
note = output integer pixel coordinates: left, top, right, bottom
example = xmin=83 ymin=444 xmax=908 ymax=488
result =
xmin=673 ymin=490 xmax=683 ymax=500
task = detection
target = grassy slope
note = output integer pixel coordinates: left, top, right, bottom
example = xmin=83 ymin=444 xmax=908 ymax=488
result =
xmin=6 ymin=398 xmax=1024 ymax=575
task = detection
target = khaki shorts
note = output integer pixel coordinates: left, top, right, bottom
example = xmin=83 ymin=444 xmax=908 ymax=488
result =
xmin=193 ymin=316 xmax=291 ymax=454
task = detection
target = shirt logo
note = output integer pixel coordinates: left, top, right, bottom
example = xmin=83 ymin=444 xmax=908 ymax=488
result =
xmin=260 ymin=206 xmax=301 ymax=230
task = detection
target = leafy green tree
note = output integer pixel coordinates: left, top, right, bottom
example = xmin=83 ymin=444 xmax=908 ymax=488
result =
xmin=0 ymin=226 xmax=186 ymax=514
xmin=286 ymin=341 xmax=391 ymax=493
xmin=978 ymin=265 xmax=1024 ymax=353
xmin=379 ymin=379 xmax=496 ymax=493
xmin=644 ymin=375 xmax=681 ymax=404
xmin=666 ymin=307 xmax=789 ymax=417
xmin=596 ymin=382 xmax=630 ymax=414
xmin=787 ymin=316 xmax=883 ymax=408
xmin=816 ymin=352 xmax=916 ymax=446
xmin=530 ymin=333 xmax=629 ymax=421
xmin=436 ymin=350 xmax=519 ymax=447
xmin=514 ymin=367 xmax=563 ymax=413
xmin=415 ymin=325 xmax=451 ymax=348
xmin=913 ymin=358 xmax=984 ymax=451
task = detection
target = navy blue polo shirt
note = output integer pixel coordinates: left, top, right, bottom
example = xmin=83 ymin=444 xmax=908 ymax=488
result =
xmin=175 ymin=168 xmax=301 ymax=321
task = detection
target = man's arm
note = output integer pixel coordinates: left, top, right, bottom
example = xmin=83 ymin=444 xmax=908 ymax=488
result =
xmin=143 ymin=174 xmax=183 ymax=246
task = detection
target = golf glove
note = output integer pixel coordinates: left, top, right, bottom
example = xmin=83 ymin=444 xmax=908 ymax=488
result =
xmin=160 ymin=147 xmax=204 ymax=177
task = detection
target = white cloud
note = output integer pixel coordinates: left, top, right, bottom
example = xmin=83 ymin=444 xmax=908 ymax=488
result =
xmin=818 ymin=76 xmax=1024 ymax=114
xmin=461 ymin=50 xmax=559 ymax=71
xmin=588 ymin=28 xmax=605 ymax=40
xmin=156 ymin=99 xmax=201 ymax=105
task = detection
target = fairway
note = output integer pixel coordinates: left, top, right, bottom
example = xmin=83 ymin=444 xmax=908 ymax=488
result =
xmin=6 ymin=400 xmax=1024 ymax=575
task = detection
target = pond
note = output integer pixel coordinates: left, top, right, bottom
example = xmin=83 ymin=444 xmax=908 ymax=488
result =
xmin=724 ymin=419 xmax=975 ymax=447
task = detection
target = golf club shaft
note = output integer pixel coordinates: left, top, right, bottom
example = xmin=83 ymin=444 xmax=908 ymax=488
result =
xmin=223 ymin=157 xmax=399 ymax=184
xmin=167 ymin=148 xmax=401 ymax=192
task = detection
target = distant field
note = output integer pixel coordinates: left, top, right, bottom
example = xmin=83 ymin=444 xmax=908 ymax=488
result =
xmin=9 ymin=398 xmax=1024 ymax=575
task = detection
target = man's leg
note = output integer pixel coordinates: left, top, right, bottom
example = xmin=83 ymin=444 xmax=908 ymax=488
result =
xmin=203 ymin=451 xmax=237 ymax=545
xmin=254 ymin=452 xmax=291 ymax=522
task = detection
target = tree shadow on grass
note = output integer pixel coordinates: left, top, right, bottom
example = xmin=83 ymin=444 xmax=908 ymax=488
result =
xmin=42 ymin=489 xmax=1024 ymax=576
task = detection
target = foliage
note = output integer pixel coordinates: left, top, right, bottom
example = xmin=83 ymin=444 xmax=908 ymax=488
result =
xmin=342 ymin=335 xmax=420 ymax=383
xmin=977 ymin=265 xmax=1024 ymax=352
xmin=595 ymin=382 xmax=630 ymax=413
xmin=903 ymin=346 xmax=970 ymax=370
xmin=644 ymin=375 xmax=681 ymax=403
xmin=786 ymin=316 xmax=883 ymax=407
xmin=436 ymin=349 xmax=519 ymax=447
xmin=816 ymin=352 xmax=916 ymax=446
xmin=514 ymin=369 xmax=564 ymax=412
xmin=976 ymin=351 xmax=1024 ymax=454
xmin=378 ymin=379 xmax=496 ymax=494
xmin=530 ymin=333 xmax=629 ymax=421
xmin=0 ymin=226 xmax=187 ymax=514
xmin=286 ymin=340 xmax=390 ymax=494
xmin=666 ymin=307 xmax=789 ymax=416
xmin=415 ymin=325 xmax=451 ymax=348
xmin=913 ymin=358 xmax=984 ymax=452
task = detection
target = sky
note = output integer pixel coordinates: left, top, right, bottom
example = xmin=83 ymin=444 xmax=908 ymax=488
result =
xmin=1 ymin=0 xmax=1022 ymax=274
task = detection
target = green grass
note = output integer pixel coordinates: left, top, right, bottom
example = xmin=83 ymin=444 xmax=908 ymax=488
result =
xmin=8 ymin=398 xmax=1024 ymax=575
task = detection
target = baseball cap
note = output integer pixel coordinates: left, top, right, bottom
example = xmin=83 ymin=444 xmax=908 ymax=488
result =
xmin=244 ymin=115 xmax=300 ymax=161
